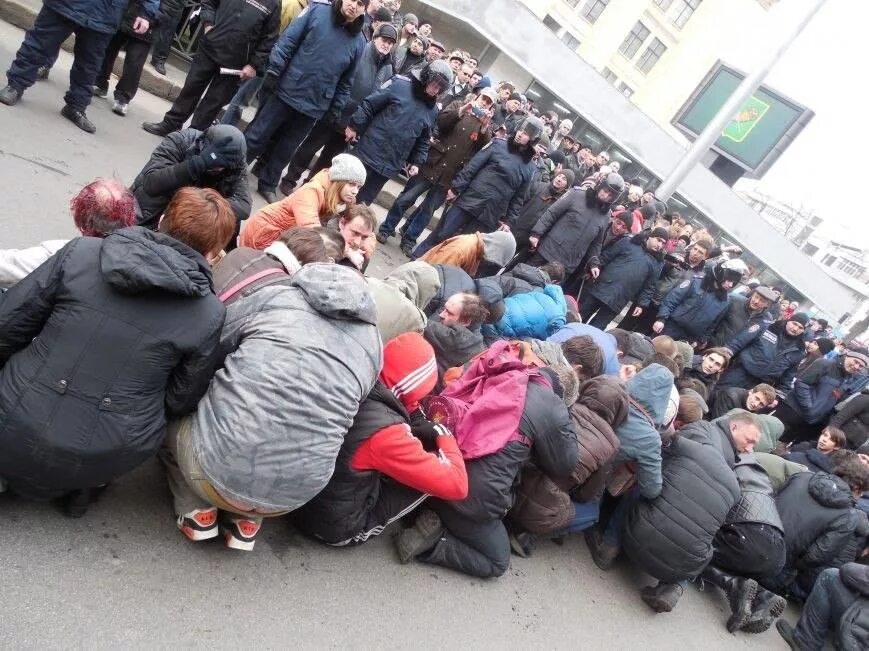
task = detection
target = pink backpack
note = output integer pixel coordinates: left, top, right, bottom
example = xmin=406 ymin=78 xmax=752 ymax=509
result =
xmin=423 ymin=341 xmax=551 ymax=460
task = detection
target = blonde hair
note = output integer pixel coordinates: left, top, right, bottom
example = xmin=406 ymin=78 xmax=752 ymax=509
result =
xmin=322 ymin=180 xmax=353 ymax=221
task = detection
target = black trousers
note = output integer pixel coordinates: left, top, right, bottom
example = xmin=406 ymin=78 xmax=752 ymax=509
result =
xmin=775 ymin=401 xmax=822 ymax=444
xmin=419 ymin=500 xmax=511 ymax=579
xmin=149 ymin=4 xmax=184 ymax=65
xmin=95 ymin=32 xmax=151 ymax=103
xmin=580 ymin=295 xmax=620 ymax=330
xmin=283 ymin=120 xmax=347 ymax=186
xmin=163 ymin=51 xmax=240 ymax=130
xmin=711 ymin=522 xmax=786 ymax=579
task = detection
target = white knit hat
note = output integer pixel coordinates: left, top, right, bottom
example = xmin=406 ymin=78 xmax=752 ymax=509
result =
xmin=329 ymin=153 xmax=367 ymax=185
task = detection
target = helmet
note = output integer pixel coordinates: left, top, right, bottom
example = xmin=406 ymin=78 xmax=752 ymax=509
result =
xmin=599 ymin=172 xmax=625 ymax=196
xmin=516 ymin=115 xmax=545 ymax=145
xmin=714 ymin=259 xmax=746 ymax=286
xmin=421 ymin=59 xmax=453 ymax=94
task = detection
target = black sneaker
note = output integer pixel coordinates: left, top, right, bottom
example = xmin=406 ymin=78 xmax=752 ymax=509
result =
xmin=142 ymin=120 xmax=174 ymax=137
xmin=0 ymin=85 xmax=22 ymax=106
xmin=151 ymin=60 xmax=167 ymax=75
xmin=400 ymin=241 xmax=415 ymax=258
xmin=61 ymin=105 xmax=96 ymax=133
xmin=375 ymin=231 xmax=391 ymax=244
xmin=220 ymin=516 xmax=262 ymax=551
xmin=93 ymin=85 xmax=108 ymax=98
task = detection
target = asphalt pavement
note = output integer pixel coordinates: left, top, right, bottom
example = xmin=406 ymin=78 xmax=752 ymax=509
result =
xmin=0 ymin=20 xmax=791 ymax=649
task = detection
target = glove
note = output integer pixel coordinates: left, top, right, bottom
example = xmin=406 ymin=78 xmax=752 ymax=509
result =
xmin=261 ymin=70 xmax=279 ymax=95
xmin=408 ymin=410 xmax=449 ymax=451
xmin=188 ymin=136 xmax=236 ymax=176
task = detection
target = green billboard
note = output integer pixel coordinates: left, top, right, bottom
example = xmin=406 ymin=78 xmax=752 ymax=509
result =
xmin=672 ymin=61 xmax=814 ymax=178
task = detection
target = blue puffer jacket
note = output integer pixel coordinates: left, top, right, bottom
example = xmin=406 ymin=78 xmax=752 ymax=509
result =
xmin=267 ymin=0 xmax=364 ymax=120
xmin=451 ymin=138 xmax=536 ymax=231
xmin=614 ymin=364 xmax=674 ymax=499
xmin=46 ymin=0 xmax=158 ymax=34
xmin=657 ymin=271 xmax=730 ymax=343
xmin=786 ymin=357 xmax=866 ymax=425
xmin=492 ymin=285 xmax=567 ymax=340
xmin=590 ymin=233 xmax=664 ymax=312
xmin=349 ymin=75 xmax=437 ymax=177
xmin=721 ymin=320 xmax=806 ymax=389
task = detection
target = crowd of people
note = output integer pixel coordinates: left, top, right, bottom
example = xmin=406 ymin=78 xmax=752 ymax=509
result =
xmin=2 ymin=0 xmax=869 ymax=648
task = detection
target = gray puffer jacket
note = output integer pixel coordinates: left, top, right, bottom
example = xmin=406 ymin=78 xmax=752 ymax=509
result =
xmin=191 ymin=263 xmax=382 ymax=512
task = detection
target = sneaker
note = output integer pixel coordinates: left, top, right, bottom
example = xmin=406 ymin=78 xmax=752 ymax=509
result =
xmin=60 ymin=105 xmax=96 ymax=133
xmin=0 ymin=85 xmax=23 ymax=106
xmin=509 ymin=531 xmax=535 ymax=558
xmin=177 ymin=507 xmax=219 ymax=541
xmin=400 ymin=241 xmax=415 ymax=258
xmin=151 ymin=60 xmax=167 ymax=75
xmin=584 ymin=527 xmax=619 ymax=570
xmin=111 ymin=100 xmax=128 ymax=116
xmin=142 ymin=120 xmax=174 ymax=137
xmin=375 ymin=231 xmax=391 ymax=244
xmin=36 ymin=65 xmax=50 ymax=80
xmin=396 ymin=509 xmax=443 ymax=564
xmin=641 ymin=582 xmax=684 ymax=613
xmin=93 ymin=85 xmax=108 ymax=98
xmin=221 ymin=516 xmax=261 ymax=551
xmin=775 ymin=620 xmax=802 ymax=650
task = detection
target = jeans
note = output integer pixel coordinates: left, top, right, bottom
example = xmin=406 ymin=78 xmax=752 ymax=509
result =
xmin=561 ymin=499 xmax=601 ymax=535
xmin=221 ymin=75 xmax=263 ymax=126
xmin=94 ymin=32 xmax=151 ymax=103
xmin=6 ymin=5 xmax=113 ymax=111
xmin=356 ymin=165 xmax=391 ymax=205
xmin=379 ymin=175 xmax=432 ymax=235
xmin=413 ymin=204 xmax=473 ymax=258
xmin=162 ymin=52 xmax=241 ymax=130
xmin=158 ymin=416 xmax=287 ymax=523
xmin=419 ymin=500 xmax=510 ymax=579
xmin=580 ymin=296 xmax=620 ymax=330
xmin=793 ymin=567 xmax=857 ymax=651
xmin=379 ymin=176 xmax=448 ymax=248
xmin=602 ymin=488 xmax=638 ymax=547
xmin=244 ymin=96 xmax=317 ymax=192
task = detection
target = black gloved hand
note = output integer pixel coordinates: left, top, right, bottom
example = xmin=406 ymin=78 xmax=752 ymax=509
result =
xmin=408 ymin=409 xmax=451 ymax=452
xmin=261 ymin=70 xmax=279 ymax=95
xmin=188 ymin=136 xmax=236 ymax=177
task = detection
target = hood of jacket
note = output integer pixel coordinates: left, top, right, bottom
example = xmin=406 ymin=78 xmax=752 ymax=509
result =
xmin=808 ymin=471 xmax=853 ymax=509
xmin=626 ymin=363 xmax=675 ymax=426
xmin=509 ymin=263 xmax=549 ymax=288
xmin=630 ymin=232 xmax=665 ymax=262
xmin=99 ymin=227 xmax=213 ymax=297
xmin=383 ymin=261 xmax=441 ymax=309
xmin=578 ymin=375 xmax=629 ymax=428
xmin=840 ymin=562 xmax=869 ymax=597
xmin=194 ymin=124 xmax=248 ymax=174
xmin=291 ymin=262 xmax=377 ymax=325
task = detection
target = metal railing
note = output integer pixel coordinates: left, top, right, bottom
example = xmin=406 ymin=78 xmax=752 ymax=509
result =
xmin=171 ymin=1 xmax=205 ymax=61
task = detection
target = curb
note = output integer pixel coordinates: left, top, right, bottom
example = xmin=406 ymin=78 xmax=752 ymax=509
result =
xmin=0 ymin=0 xmax=183 ymax=103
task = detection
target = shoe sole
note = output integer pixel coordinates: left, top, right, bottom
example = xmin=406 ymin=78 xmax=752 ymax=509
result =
xmin=509 ymin=536 xmax=530 ymax=558
xmin=179 ymin=524 xmax=219 ymax=542
xmin=224 ymin=531 xmax=256 ymax=551
xmin=112 ymin=108 xmax=127 ymax=116
xmin=741 ymin=595 xmax=787 ymax=634
xmin=726 ymin=579 xmax=759 ymax=633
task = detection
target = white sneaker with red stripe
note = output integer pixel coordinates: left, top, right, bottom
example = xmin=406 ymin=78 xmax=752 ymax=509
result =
xmin=177 ymin=507 xmax=219 ymax=541
xmin=221 ymin=517 xmax=262 ymax=551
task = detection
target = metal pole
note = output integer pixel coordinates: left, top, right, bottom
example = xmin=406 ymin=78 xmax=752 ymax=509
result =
xmin=656 ymin=0 xmax=828 ymax=201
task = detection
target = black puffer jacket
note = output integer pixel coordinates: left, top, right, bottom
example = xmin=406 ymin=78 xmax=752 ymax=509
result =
xmin=589 ymin=232 xmax=664 ymax=311
xmin=623 ymin=433 xmax=740 ymax=583
xmin=530 ymin=187 xmax=610 ymax=273
xmin=197 ymin=0 xmax=281 ymax=73
xmin=131 ymin=125 xmax=252 ymax=229
xmin=776 ymin=471 xmax=860 ymax=590
xmin=510 ymin=181 xmax=566 ymax=248
xmin=839 ymin=563 xmax=869 ymax=651
xmin=497 ymin=263 xmax=551 ymax=297
xmin=0 ymin=229 xmax=225 ymax=499
xmin=446 ymin=380 xmax=579 ymax=523
xmin=831 ymin=393 xmax=869 ymax=450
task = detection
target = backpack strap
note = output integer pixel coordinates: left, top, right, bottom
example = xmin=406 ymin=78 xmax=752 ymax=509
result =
xmin=218 ymin=267 xmax=290 ymax=304
xmin=628 ymin=395 xmax=657 ymax=430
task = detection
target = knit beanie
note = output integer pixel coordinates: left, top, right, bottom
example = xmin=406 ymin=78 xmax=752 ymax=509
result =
xmin=403 ymin=13 xmax=419 ymax=26
xmin=611 ymin=210 xmax=632 ymax=231
xmin=329 ymin=153 xmax=367 ymax=185
xmin=556 ymin=168 xmax=575 ymax=187
xmin=845 ymin=346 xmax=869 ymax=367
xmin=650 ymin=227 xmax=669 ymax=240
xmin=480 ymin=231 xmax=516 ymax=267
xmin=815 ymin=337 xmax=835 ymax=355
xmin=379 ymin=332 xmax=438 ymax=411
xmin=789 ymin=312 xmax=810 ymax=327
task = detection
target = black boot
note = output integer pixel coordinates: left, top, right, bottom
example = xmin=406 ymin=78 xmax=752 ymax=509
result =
xmin=742 ymin=587 xmax=787 ymax=634
xmin=0 ymin=85 xmax=23 ymax=106
xmin=142 ymin=120 xmax=175 ymax=137
xmin=61 ymin=105 xmax=96 ymax=133
xmin=700 ymin=565 xmax=759 ymax=633
xmin=151 ymin=60 xmax=167 ymax=75
xmin=641 ymin=582 xmax=684 ymax=613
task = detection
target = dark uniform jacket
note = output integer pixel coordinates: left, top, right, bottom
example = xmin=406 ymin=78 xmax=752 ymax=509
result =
xmin=46 ymin=0 xmax=158 ymax=34
xmin=198 ymin=0 xmax=281 ymax=72
xmin=589 ymin=233 xmax=663 ymax=312
xmin=721 ymin=320 xmax=806 ymax=390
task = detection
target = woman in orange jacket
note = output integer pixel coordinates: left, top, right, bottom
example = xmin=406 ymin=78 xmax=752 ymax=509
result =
xmin=239 ymin=153 xmax=367 ymax=249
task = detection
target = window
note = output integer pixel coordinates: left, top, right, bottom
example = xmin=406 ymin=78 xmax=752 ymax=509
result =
xmin=653 ymin=0 xmax=674 ymax=9
xmin=617 ymin=81 xmax=634 ymax=99
xmin=671 ymin=0 xmax=702 ymax=28
xmin=837 ymin=259 xmax=865 ymax=278
xmin=561 ymin=31 xmax=581 ymax=49
xmin=636 ymin=37 xmax=667 ymax=74
xmin=563 ymin=0 xmax=581 ymax=7
xmin=580 ymin=0 xmax=610 ymax=23
xmin=821 ymin=255 xmax=837 ymax=267
xmin=600 ymin=66 xmax=618 ymax=84
xmin=802 ymin=243 xmax=819 ymax=257
xmin=543 ymin=15 xmax=561 ymax=33
xmin=619 ymin=21 xmax=650 ymax=59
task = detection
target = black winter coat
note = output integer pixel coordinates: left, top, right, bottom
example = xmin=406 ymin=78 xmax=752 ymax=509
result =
xmin=708 ymin=294 xmax=772 ymax=348
xmin=589 ymin=233 xmax=663 ymax=311
xmin=497 ymin=263 xmax=551 ymax=296
xmin=839 ymin=563 xmax=869 ymax=651
xmin=334 ymin=41 xmax=393 ymax=126
xmin=776 ymin=471 xmax=860 ymax=589
xmin=292 ymin=382 xmax=407 ymax=544
xmin=446 ymin=381 xmax=579 ymax=523
xmin=131 ymin=127 xmax=252 ymax=228
xmin=623 ymin=434 xmax=740 ymax=583
xmin=0 ymin=229 xmax=225 ymax=499
xmin=118 ymin=1 xmax=159 ymax=43
xmin=831 ymin=393 xmax=869 ymax=449
xmin=44 ymin=0 xmax=157 ymax=35
xmin=451 ymin=138 xmax=537 ymax=231
xmin=784 ymin=444 xmax=836 ymax=474
xmin=531 ymin=187 xmax=610 ymax=274
xmin=510 ymin=181 xmax=566 ymax=248
xmin=709 ymin=386 xmax=749 ymax=420
xmin=721 ymin=320 xmax=806 ymax=390
xmin=198 ymin=0 xmax=281 ymax=73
